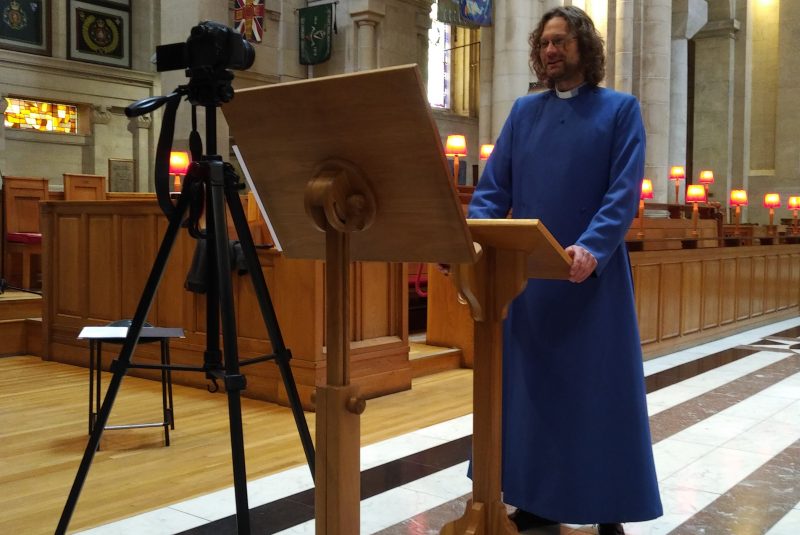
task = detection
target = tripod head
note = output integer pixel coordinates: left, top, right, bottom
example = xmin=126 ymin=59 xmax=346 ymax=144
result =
xmin=124 ymin=21 xmax=255 ymax=221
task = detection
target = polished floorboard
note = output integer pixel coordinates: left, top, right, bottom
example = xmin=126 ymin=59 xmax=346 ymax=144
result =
xmin=3 ymin=317 xmax=800 ymax=534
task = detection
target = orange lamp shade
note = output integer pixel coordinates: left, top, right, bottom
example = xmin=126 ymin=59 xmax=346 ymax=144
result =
xmin=686 ymin=184 xmax=707 ymax=203
xmin=445 ymin=135 xmax=467 ymax=157
xmin=788 ymin=196 xmax=800 ymax=211
xmin=730 ymin=189 xmax=748 ymax=206
xmin=169 ymin=151 xmax=190 ymax=175
xmin=669 ymin=166 xmax=686 ymax=181
xmin=763 ymin=193 xmax=781 ymax=209
xmin=640 ymin=178 xmax=654 ymax=200
xmin=479 ymin=144 xmax=494 ymax=161
xmin=698 ymin=170 xmax=714 ymax=185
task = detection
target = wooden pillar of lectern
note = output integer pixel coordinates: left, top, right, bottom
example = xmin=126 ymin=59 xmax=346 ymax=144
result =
xmin=305 ymin=161 xmax=375 ymax=534
xmin=441 ymin=219 xmax=571 ymax=535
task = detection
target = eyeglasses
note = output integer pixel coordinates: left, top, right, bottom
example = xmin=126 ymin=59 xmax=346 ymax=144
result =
xmin=538 ymin=36 xmax=575 ymax=50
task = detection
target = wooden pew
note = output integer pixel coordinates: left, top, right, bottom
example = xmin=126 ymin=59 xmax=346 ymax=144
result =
xmin=2 ymin=176 xmax=48 ymax=289
xmin=63 ymin=173 xmax=106 ymax=200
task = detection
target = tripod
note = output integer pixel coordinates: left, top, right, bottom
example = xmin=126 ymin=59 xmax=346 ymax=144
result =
xmin=56 ymin=97 xmax=315 ymax=535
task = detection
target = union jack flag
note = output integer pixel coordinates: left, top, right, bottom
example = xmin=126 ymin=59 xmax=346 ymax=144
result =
xmin=234 ymin=0 xmax=265 ymax=43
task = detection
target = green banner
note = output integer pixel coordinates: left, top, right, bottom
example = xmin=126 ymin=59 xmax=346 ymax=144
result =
xmin=437 ymin=0 xmax=477 ymax=28
xmin=299 ymin=4 xmax=333 ymax=65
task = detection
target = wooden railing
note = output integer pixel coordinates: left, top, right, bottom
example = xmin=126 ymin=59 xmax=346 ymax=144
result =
xmin=40 ymin=197 xmax=411 ymax=409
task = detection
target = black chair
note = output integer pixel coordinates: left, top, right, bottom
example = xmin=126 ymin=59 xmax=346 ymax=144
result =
xmin=87 ymin=319 xmax=175 ymax=446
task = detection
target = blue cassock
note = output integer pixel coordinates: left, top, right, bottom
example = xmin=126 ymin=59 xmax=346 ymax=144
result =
xmin=468 ymin=85 xmax=663 ymax=524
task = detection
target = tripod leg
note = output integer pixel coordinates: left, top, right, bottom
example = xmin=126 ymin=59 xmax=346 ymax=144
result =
xmin=56 ymin=196 xmax=191 ymax=535
xmin=225 ymin=186 xmax=316 ymax=478
xmin=209 ymin=161 xmax=251 ymax=534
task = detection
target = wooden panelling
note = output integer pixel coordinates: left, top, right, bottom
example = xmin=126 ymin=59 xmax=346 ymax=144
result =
xmin=55 ymin=215 xmax=81 ymax=316
xmin=660 ymin=262 xmax=682 ymax=340
xmin=41 ymin=199 xmax=411 ymax=409
xmin=751 ymin=256 xmax=765 ymax=317
xmin=791 ymin=255 xmax=800 ymax=307
xmin=633 ymin=245 xmax=800 ymax=356
xmin=635 ymin=263 xmax=661 ymax=344
xmin=778 ymin=255 xmax=791 ymax=310
xmin=736 ymin=257 xmax=752 ymax=320
xmin=87 ymin=215 xmax=116 ymax=320
xmin=427 ymin=244 xmax=800 ymax=361
xmin=702 ymin=260 xmax=720 ymax=329
xmin=681 ymin=261 xmax=702 ymax=335
xmin=719 ymin=258 xmax=737 ymax=325
xmin=764 ymin=255 xmax=778 ymax=313
xmin=426 ymin=267 xmax=475 ymax=368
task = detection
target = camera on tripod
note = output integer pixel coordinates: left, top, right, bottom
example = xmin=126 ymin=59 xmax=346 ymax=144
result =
xmin=155 ymin=21 xmax=255 ymax=106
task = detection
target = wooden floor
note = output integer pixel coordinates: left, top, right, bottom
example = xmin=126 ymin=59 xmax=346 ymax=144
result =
xmin=0 ymin=355 xmax=472 ymax=535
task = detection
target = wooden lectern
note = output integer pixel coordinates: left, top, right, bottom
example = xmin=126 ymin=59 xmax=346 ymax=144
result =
xmin=223 ymin=65 xmax=476 ymax=534
xmin=442 ymin=219 xmax=571 ymax=534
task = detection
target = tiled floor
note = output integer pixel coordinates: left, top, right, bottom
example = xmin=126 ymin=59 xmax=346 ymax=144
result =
xmin=79 ymin=317 xmax=800 ymax=535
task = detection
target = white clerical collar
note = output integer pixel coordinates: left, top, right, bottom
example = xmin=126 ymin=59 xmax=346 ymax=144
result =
xmin=555 ymin=83 xmax=586 ymax=99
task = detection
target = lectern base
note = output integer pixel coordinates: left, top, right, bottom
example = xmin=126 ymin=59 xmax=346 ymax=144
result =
xmin=440 ymin=500 xmax=519 ymax=535
xmin=315 ymin=383 xmax=363 ymax=535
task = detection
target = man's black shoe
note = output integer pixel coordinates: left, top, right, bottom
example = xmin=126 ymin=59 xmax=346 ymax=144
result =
xmin=597 ymin=523 xmax=625 ymax=535
xmin=508 ymin=509 xmax=558 ymax=530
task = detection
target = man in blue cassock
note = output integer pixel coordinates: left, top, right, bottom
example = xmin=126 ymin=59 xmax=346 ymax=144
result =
xmin=468 ymin=6 xmax=663 ymax=535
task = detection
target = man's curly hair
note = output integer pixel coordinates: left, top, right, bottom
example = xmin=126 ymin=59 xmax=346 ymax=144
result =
xmin=529 ymin=6 xmax=606 ymax=88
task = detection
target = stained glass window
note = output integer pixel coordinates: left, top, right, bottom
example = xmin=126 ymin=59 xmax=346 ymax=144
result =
xmin=4 ymin=98 xmax=79 ymax=134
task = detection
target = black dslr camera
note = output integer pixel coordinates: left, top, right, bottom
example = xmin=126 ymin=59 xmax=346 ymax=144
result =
xmin=155 ymin=21 xmax=255 ymax=106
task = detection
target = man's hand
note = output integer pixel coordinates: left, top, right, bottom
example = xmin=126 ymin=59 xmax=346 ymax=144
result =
xmin=565 ymin=245 xmax=597 ymax=283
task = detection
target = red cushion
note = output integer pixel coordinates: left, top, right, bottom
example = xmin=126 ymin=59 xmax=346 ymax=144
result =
xmin=409 ymin=275 xmax=428 ymax=287
xmin=7 ymin=232 xmax=42 ymax=244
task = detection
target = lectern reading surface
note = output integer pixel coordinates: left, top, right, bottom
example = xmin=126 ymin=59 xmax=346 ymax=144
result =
xmin=224 ymin=64 xmax=474 ymax=264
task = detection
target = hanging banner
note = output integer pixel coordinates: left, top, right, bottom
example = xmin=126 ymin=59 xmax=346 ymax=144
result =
xmin=436 ymin=0 xmax=476 ymax=28
xmin=460 ymin=0 xmax=492 ymax=27
xmin=299 ymin=4 xmax=333 ymax=65
xmin=234 ymin=0 xmax=265 ymax=43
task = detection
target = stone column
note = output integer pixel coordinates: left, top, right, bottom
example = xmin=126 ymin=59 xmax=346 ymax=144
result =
xmin=350 ymin=0 xmax=385 ymax=72
xmin=91 ymin=105 xmax=113 ymax=177
xmin=639 ymin=0 xmax=672 ymax=204
xmin=615 ymin=0 xmax=634 ymax=93
xmin=130 ymin=115 xmax=152 ymax=192
xmin=772 ymin=0 xmax=800 ymax=223
xmin=692 ymin=4 xmax=739 ymax=210
xmin=479 ymin=24 xmax=494 ymax=164
xmin=356 ymin=19 xmax=379 ymax=70
xmin=490 ymin=0 xmax=539 ymax=139
xmin=414 ymin=2 xmax=434 ymax=84
xmin=669 ymin=0 xmax=708 ymax=194
xmin=730 ymin=0 xmax=752 ymax=207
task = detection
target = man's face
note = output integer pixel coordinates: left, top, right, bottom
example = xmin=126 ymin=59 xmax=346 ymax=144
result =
xmin=539 ymin=16 xmax=583 ymax=90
